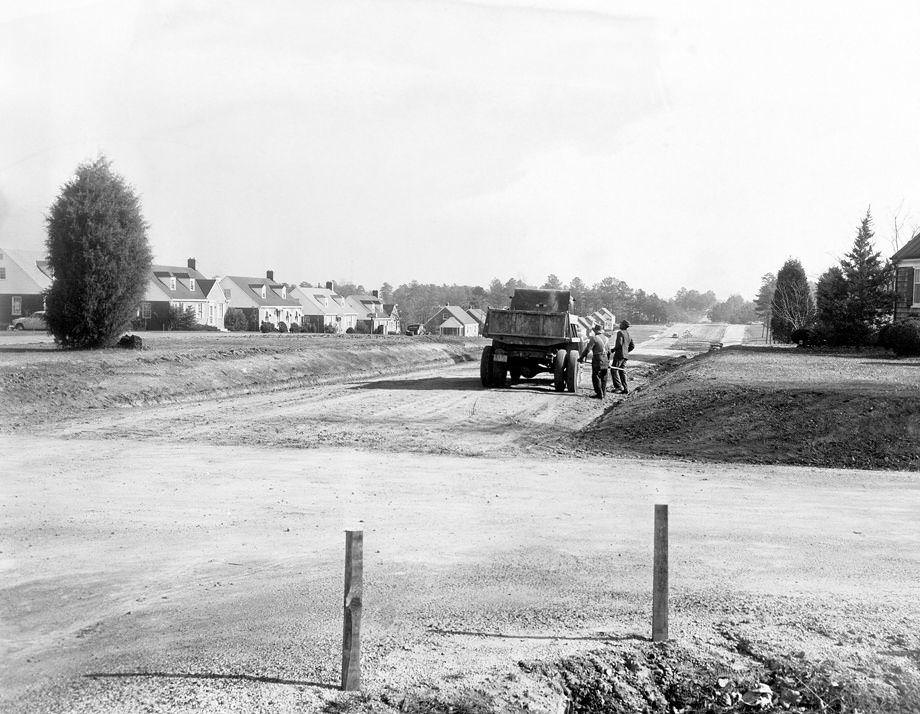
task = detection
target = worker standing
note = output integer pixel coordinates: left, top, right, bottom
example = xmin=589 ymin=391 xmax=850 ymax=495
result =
xmin=579 ymin=324 xmax=610 ymax=399
xmin=611 ymin=319 xmax=635 ymax=394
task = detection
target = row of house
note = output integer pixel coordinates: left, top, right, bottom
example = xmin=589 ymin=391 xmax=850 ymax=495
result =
xmin=0 ymin=252 xmax=401 ymax=333
xmin=138 ymin=260 xmax=402 ymax=333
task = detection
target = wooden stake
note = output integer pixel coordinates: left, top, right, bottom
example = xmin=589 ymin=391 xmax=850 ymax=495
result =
xmin=652 ymin=504 xmax=668 ymax=642
xmin=341 ymin=530 xmax=363 ymax=691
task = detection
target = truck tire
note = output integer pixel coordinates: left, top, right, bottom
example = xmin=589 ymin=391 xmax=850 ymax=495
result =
xmin=492 ymin=360 xmax=507 ymax=387
xmin=553 ymin=349 xmax=566 ymax=392
xmin=480 ymin=346 xmax=494 ymax=388
xmin=509 ymin=367 xmax=521 ymax=384
xmin=566 ymin=349 xmax=579 ymax=392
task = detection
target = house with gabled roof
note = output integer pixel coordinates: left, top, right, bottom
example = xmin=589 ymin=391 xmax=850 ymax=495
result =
xmin=465 ymin=307 xmax=486 ymax=334
xmin=220 ymin=270 xmax=303 ymax=329
xmin=589 ymin=308 xmax=616 ymax=332
xmin=892 ymin=233 xmax=920 ymax=321
xmin=424 ymin=305 xmax=480 ymax=337
xmin=0 ymin=248 xmax=52 ymax=328
xmin=290 ymin=281 xmax=358 ymax=333
xmin=344 ymin=291 xmax=399 ymax=334
xmin=137 ymin=258 xmax=228 ymax=330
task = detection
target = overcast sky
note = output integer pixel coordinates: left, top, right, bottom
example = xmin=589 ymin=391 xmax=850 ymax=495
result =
xmin=2 ymin=0 xmax=919 ymax=298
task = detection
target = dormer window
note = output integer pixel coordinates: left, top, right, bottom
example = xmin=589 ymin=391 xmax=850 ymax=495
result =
xmin=189 ymin=278 xmax=196 ymax=292
xmin=281 ymin=286 xmax=286 ymax=299
xmin=261 ymin=285 xmax=267 ymax=299
xmin=169 ymin=276 xmax=176 ymax=291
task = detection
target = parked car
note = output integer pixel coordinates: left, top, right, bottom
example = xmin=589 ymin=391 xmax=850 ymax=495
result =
xmin=405 ymin=323 xmax=425 ymax=336
xmin=11 ymin=310 xmax=48 ymax=331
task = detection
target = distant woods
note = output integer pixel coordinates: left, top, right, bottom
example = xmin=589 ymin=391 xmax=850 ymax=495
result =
xmin=316 ymin=276 xmax=753 ymax=326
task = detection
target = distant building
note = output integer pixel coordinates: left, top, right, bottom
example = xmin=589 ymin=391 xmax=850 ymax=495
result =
xmin=137 ymin=258 xmax=229 ymax=330
xmin=588 ymin=308 xmax=616 ymax=332
xmin=0 ymin=248 xmax=52 ymax=328
xmin=424 ymin=305 xmax=480 ymax=337
xmin=344 ymin=291 xmax=399 ymax=334
xmin=465 ymin=307 xmax=486 ymax=334
xmin=220 ymin=271 xmax=303 ymax=328
xmin=290 ymin=281 xmax=359 ymax=333
xmin=892 ymin=233 xmax=920 ymax=321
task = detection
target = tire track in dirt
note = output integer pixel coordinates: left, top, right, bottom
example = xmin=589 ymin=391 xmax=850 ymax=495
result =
xmin=48 ymin=362 xmax=612 ymax=456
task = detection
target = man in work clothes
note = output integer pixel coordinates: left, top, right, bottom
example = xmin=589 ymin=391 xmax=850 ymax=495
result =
xmin=611 ymin=319 xmax=635 ymax=394
xmin=579 ymin=324 xmax=610 ymax=399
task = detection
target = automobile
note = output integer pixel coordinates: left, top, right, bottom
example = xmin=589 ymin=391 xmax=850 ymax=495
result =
xmin=10 ymin=310 xmax=48 ymax=331
xmin=405 ymin=323 xmax=425 ymax=336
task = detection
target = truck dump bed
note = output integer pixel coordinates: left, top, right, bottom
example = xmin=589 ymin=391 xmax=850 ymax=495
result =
xmin=483 ymin=308 xmax=569 ymax=345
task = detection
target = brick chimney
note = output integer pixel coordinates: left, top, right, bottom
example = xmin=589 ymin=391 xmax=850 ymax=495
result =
xmin=266 ymin=269 xmax=274 ymax=281
xmin=187 ymin=257 xmax=196 ymax=271
xmin=325 ymin=281 xmax=334 ymax=291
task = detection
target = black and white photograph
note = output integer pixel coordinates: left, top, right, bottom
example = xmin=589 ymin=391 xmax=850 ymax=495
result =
xmin=1 ymin=1 xmax=919 ymax=712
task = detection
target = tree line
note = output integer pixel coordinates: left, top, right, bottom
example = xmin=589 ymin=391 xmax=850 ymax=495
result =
xmin=308 ymin=277 xmax=755 ymax=327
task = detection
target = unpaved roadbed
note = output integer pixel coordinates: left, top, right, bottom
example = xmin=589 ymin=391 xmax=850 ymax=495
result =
xmin=2 ymin=439 xmax=918 ymax=712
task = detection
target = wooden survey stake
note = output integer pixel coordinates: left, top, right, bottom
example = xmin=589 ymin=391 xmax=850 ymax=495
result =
xmin=652 ymin=504 xmax=668 ymax=642
xmin=341 ymin=530 xmax=363 ymax=691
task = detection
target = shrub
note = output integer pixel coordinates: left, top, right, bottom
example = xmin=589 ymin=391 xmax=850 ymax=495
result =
xmin=224 ymin=308 xmax=250 ymax=332
xmin=324 ymin=323 xmax=338 ymax=334
xmin=277 ymin=321 xmax=288 ymax=333
xmin=116 ymin=334 xmax=143 ymax=349
xmin=878 ymin=318 xmax=920 ymax=356
xmin=166 ymin=305 xmax=198 ymax=331
xmin=345 ymin=327 xmax=355 ymax=334
xmin=288 ymin=322 xmax=300 ymax=333
xmin=260 ymin=321 xmax=277 ymax=333
xmin=45 ymin=157 xmax=152 ymax=348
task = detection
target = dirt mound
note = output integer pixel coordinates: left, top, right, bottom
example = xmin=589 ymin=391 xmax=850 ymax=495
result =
xmin=579 ymin=347 xmax=920 ymax=470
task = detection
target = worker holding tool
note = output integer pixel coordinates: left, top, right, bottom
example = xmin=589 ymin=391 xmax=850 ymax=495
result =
xmin=579 ymin=324 xmax=610 ymax=399
xmin=611 ymin=319 xmax=635 ymax=394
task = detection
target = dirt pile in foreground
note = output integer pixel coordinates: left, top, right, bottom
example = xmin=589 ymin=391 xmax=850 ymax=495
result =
xmin=580 ymin=347 xmax=920 ymax=470
xmin=327 ymin=634 xmax=915 ymax=713
xmin=0 ymin=334 xmax=483 ymax=428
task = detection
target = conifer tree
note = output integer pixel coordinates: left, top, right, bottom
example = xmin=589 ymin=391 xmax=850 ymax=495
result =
xmin=45 ymin=157 xmax=152 ymax=348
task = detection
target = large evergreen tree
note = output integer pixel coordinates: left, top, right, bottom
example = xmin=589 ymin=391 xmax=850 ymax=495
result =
xmin=45 ymin=157 xmax=152 ymax=348
xmin=770 ymin=258 xmax=814 ymax=342
xmin=839 ymin=210 xmax=893 ymax=339
xmin=753 ymin=272 xmax=776 ymax=318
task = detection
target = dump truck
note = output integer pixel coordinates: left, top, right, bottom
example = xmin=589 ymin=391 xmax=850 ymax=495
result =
xmin=480 ymin=289 xmax=586 ymax=392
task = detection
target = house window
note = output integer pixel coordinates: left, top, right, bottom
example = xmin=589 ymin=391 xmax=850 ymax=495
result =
xmin=196 ymin=303 xmax=203 ymax=319
xmin=260 ymin=286 xmax=267 ymax=299
xmin=141 ymin=302 xmax=152 ymax=319
xmin=0 ymin=267 xmax=5 ymax=280
xmin=11 ymin=296 xmax=22 ymax=316
xmin=169 ymin=276 xmax=177 ymax=291
xmin=224 ymin=289 xmax=231 ymax=299
xmin=189 ymin=278 xmax=196 ymax=292
xmin=914 ymin=268 xmax=920 ymax=306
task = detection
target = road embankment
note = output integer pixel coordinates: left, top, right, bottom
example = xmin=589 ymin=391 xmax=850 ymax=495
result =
xmin=0 ymin=333 xmax=484 ymax=428
xmin=579 ymin=346 xmax=920 ymax=470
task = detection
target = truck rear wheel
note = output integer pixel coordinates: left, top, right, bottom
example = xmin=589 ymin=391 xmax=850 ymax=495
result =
xmin=480 ymin=346 xmax=494 ymax=388
xmin=566 ymin=349 xmax=579 ymax=392
xmin=553 ymin=349 xmax=566 ymax=392
xmin=509 ymin=367 xmax=521 ymax=384
xmin=492 ymin=360 xmax=507 ymax=387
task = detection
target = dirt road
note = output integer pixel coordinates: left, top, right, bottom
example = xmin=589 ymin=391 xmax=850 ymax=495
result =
xmin=3 ymin=436 xmax=919 ymax=713
xmin=43 ymin=360 xmax=659 ymax=456
xmin=2 ymin=334 xmax=918 ymax=712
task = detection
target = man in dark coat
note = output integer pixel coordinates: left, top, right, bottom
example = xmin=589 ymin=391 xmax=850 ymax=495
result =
xmin=579 ymin=324 xmax=610 ymax=398
xmin=611 ymin=319 xmax=634 ymax=394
